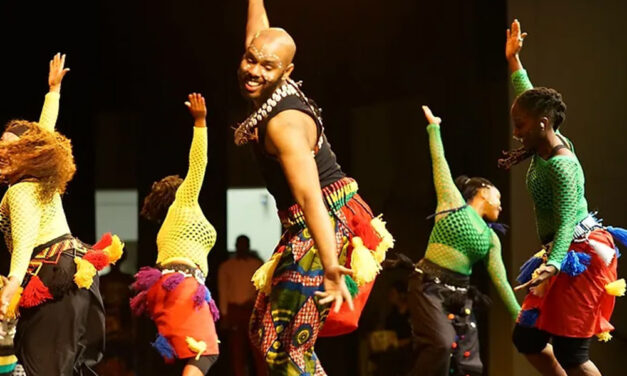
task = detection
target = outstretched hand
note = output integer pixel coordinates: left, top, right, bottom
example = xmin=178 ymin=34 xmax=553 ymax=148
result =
xmin=185 ymin=93 xmax=207 ymax=127
xmin=505 ymin=19 xmax=528 ymax=62
xmin=422 ymin=105 xmax=441 ymax=126
xmin=514 ymin=263 xmax=557 ymax=292
xmin=48 ymin=53 xmax=70 ymax=93
xmin=315 ymin=265 xmax=355 ymax=313
xmin=0 ymin=276 xmax=19 ymax=320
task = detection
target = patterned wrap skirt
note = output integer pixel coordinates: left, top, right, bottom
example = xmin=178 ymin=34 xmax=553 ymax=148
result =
xmin=249 ymin=177 xmax=391 ymax=376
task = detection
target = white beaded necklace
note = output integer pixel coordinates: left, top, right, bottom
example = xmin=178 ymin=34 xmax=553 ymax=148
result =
xmin=234 ymin=79 xmax=323 ymax=147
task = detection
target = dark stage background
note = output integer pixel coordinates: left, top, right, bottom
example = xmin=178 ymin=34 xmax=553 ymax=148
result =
xmin=0 ymin=0 xmax=625 ymax=375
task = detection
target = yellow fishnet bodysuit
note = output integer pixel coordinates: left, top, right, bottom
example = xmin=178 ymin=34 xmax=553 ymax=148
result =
xmin=424 ymin=124 xmax=520 ymax=318
xmin=155 ymin=127 xmax=216 ymax=276
xmin=0 ymin=92 xmax=71 ymax=283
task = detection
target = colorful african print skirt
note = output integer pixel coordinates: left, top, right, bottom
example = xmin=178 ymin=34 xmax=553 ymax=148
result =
xmin=249 ymin=177 xmax=394 ymax=376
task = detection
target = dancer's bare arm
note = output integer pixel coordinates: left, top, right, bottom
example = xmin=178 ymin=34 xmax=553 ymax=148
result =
xmin=266 ymin=111 xmax=354 ymax=313
xmin=246 ymin=0 xmax=270 ymax=47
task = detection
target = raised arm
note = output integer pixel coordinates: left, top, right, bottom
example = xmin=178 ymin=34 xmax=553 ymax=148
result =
xmin=422 ymin=106 xmax=466 ymax=215
xmin=0 ymin=184 xmax=43 ymax=318
xmin=485 ymin=231 xmax=520 ymax=320
xmin=246 ymin=0 xmax=270 ymax=47
xmin=506 ymin=20 xmax=533 ymax=96
xmin=173 ymin=93 xmax=208 ymax=207
xmin=38 ymin=53 xmax=70 ymax=132
xmin=266 ymin=111 xmax=353 ymax=313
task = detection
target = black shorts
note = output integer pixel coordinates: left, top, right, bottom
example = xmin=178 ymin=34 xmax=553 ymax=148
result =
xmin=512 ymin=325 xmax=592 ymax=369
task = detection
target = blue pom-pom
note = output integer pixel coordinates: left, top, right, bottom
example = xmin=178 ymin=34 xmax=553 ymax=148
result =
xmin=204 ymin=286 xmax=212 ymax=303
xmin=152 ymin=334 xmax=176 ymax=360
xmin=615 ymin=246 xmax=622 ymax=259
xmin=517 ymin=256 xmax=543 ymax=284
xmin=560 ymin=251 xmax=591 ymax=277
xmin=518 ymin=308 xmax=540 ymax=328
xmin=607 ymin=226 xmax=627 ymax=249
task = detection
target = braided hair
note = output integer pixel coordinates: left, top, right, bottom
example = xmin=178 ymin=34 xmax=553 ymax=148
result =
xmin=454 ymin=175 xmax=494 ymax=202
xmin=498 ymin=87 xmax=567 ymax=170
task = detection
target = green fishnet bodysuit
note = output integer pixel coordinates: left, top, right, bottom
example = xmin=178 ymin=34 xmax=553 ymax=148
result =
xmin=424 ymin=124 xmax=520 ymax=318
xmin=512 ymin=69 xmax=589 ymax=270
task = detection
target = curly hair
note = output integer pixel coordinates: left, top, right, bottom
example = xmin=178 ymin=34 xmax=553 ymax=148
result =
xmin=498 ymin=87 xmax=567 ymax=170
xmin=140 ymin=175 xmax=183 ymax=222
xmin=0 ymin=120 xmax=76 ymax=201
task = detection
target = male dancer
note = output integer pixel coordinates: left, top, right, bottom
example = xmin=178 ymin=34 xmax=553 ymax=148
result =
xmin=235 ymin=1 xmax=393 ymax=374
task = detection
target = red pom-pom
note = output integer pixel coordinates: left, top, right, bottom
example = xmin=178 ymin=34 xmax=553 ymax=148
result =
xmin=92 ymin=233 xmax=113 ymax=251
xmin=20 ymin=275 xmax=53 ymax=308
xmin=83 ymin=250 xmax=110 ymax=271
xmin=350 ymin=216 xmax=380 ymax=250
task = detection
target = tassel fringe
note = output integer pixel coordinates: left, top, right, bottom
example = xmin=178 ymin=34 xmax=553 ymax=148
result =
xmin=130 ymin=290 xmax=148 ymax=316
xmin=350 ymin=237 xmax=381 ymax=286
xmin=518 ymin=308 xmax=540 ymax=328
xmin=152 ymin=334 xmax=176 ymax=360
xmin=162 ymin=273 xmax=185 ymax=291
xmin=607 ymin=226 xmax=627 ymax=248
xmin=20 ymin=275 xmax=53 ymax=308
xmin=192 ymin=284 xmax=206 ymax=309
xmin=371 ymin=215 xmax=395 ymax=263
xmin=74 ymin=257 xmax=97 ymax=289
xmin=82 ymin=250 xmax=110 ymax=271
xmin=605 ymin=279 xmax=626 ymax=297
xmin=103 ymin=235 xmax=124 ymax=264
xmin=185 ymin=337 xmax=207 ymax=360
xmin=596 ymin=331 xmax=613 ymax=342
xmin=252 ymin=251 xmax=282 ymax=294
xmin=132 ymin=267 xmax=162 ymax=292
xmin=560 ymin=251 xmax=591 ymax=277
xmin=209 ymin=298 xmax=220 ymax=321
xmin=345 ymin=275 xmax=359 ymax=298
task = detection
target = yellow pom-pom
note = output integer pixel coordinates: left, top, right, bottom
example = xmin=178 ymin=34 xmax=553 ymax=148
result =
xmin=596 ymin=331 xmax=613 ymax=342
xmin=371 ymin=216 xmax=395 ymax=263
xmin=605 ymin=279 xmax=626 ymax=297
xmin=351 ymin=237 xmax=381 ymax=286
xmin=185 ymin=336 xmax=207 ymax=360
xmin=252 ymin=252 xmax=282 ymax=294
xmin=74 ymin=257 xmax=97 ymax=289
xmin=5 ymin=287 xmax=23 ymax=320
xmin=104 ymin=235 xmax=124 ymax=265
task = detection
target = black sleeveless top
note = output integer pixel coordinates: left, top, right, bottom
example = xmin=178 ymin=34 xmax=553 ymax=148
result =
xmin=254 ymin=94 xmax=345 ymax=211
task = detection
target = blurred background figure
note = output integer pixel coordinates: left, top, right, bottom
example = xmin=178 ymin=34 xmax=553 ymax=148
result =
xmin=217 ymin=235 xmax=265 ymax=376
xmin=366 ymin=280 xmax=412 ymax=376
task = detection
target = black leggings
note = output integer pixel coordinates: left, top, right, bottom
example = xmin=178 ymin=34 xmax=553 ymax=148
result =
xmin=512 ymin=325 xmax=592 ymax=369
xmin=186 ymin=355 xmax=219 ymax=374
